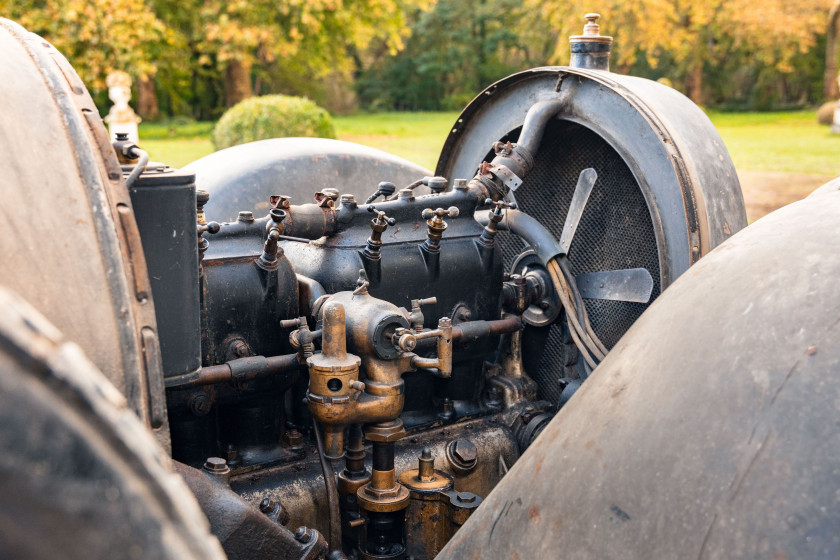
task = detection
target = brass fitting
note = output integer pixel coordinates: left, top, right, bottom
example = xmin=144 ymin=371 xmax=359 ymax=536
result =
xmin=479 ymin=198 xmax=516 ymax=248
xmin=307 ymin=294 xmax=411 ymax=459
xmin=356 ymin=421 xmax=410 ymax=514
xmin=421 ymin=206 xmax=459 ymax=253
xmin=408 ymin=297 xmax=437 ymax=333
xmin=399 ymin=448 xmax=482 ymax=559
xmin=363 ymin=205 xmax=396 ymax=261
xmin=305 ymin=301 xmax=363 ymax=459
xmin=393 ymin=317 xmax=454 ymax=377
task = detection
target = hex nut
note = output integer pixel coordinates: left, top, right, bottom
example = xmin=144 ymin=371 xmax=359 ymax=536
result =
xmin=202 ymin=457 xmax=230 ymax=475
xmin=294 ymin=526 xmax=313 ymax=543
xmin=447 ymin=439 xmax=478 ymax=473
xmin=260 ymin=498 xmax=274 ymax=513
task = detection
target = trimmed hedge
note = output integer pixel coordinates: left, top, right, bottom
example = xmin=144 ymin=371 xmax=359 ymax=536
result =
xmin=212 ymin=94 xmax=336 ymax=150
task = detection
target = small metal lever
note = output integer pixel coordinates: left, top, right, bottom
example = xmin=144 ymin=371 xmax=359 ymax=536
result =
xmin=409 ymin=296 xmax=438 ymax=332
xmin=363 ymin=205 xmax=396 ymax=260
xmin=421 ymin=206 xmax=459 ymax=253
xmin=479 ymin=198 xmax=516 ymax=248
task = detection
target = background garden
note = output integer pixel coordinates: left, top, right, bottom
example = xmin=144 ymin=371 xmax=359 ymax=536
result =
xmin=5 ymin=0 xmax=840 ymax=219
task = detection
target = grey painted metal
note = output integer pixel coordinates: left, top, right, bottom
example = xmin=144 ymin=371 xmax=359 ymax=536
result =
xmin=184 ymin=138 xmax=432 ymax=223
xmin=809 ymin=175 xmax=840 ymax=198
xmin=558 ymin=167 xmax=597 ymax=255
xmin=576 ymin=268 xmax=653 ymax=303
xmin=0 ymin=287 xmax=225 ymax=560
xmin=0 ymin=19 xmax=164 ymax=437
xmin=436 ymin=66 xmax=747 ymax=289
xmin=440 ymin=186 xmax=840 ymax=559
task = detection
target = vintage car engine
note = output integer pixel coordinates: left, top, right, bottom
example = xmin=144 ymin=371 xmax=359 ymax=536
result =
xmin=0 ymin=14 xmax=774 ymax=560
xmin=140 ymin=129 xmax=595 ymax=559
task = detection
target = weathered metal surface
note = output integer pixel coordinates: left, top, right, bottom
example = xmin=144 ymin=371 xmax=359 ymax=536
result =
xmin=184 ymin=138 xmax=433 ymax=223
xmin=575 ymin=268 xmax=654 ymax=303
xmin=436 ymin=66 xmax=747 ymax=287
xmin=174 ymin=461 xmax=327 ymax=560
xmin=0 ymin=19 xmax=167 ymax=443
xmin=231 ymin=417 xmax=520 ymax=543
xmin=0 ymin=287 xmax=225 ymax=560
xmin=129 ymin=166 xmax=202 ymax=380
xmin=439 ymin=186 xmax=840 ymax=559
xmin=557 ymin=167 xmax=597 ymax=255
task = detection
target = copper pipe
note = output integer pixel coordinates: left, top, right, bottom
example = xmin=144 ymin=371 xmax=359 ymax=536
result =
xmin=321 ymin=300 xmax=348 ymax=358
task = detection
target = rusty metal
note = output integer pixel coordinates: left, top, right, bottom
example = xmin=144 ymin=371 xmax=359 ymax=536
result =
xmin=438 ymin=187 xmax=840 ymax=560
xmin=355 ymin=421 xmax=411 ymax=559
xmin=451 ymin=316 xmax=522 ymax=342
xmin=0 ymin=18 xmax=169 ymax=446
xmin=175 ymin=461 xmax=327 ymax=560
xmin=399 ymin=448 xmax=481 ymax=559
xmin=0 ymin=14 xmax=769 ymax=560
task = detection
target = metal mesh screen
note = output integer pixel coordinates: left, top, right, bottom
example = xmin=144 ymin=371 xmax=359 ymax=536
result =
xmin=497 ymin=120 xmax=661 ymax=405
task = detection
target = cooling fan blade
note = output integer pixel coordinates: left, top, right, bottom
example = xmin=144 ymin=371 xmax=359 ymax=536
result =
xmin=557 ymin=168 xmax=655 ymax=304
xmin=575 ymin=268 xmax=654 ymax=303
xmin=558 ymin=167 xmax=597 ymax=255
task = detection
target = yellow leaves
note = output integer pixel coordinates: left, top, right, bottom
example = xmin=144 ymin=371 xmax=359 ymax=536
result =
xmin=533 ymin=0 xmax=831 ymax=76
xmin=8 ymin=0 xmax=433 ymax=96
xmin=9 ymin=0 xmax=169 ymax=92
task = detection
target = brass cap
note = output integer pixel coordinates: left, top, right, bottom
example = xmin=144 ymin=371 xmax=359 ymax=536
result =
xmin=570 ymin=13 xmax=613 ymax=44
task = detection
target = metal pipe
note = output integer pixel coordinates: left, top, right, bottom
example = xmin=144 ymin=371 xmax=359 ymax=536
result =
xmin=452 ymin=316 xmax=522 ymax=342
xmin=164 ymin=353 xmax=300 ymax=389
xmin=297 ymin=274 xmax=326 ymax=317
xmin=475 ymin=209 xmax=563 ymax=266
xmin=321 ymin=301 xmax=348 ymax=358
xmin=123 ymin=147 xmax=149 ymax=189
xmin=516 ymin=98 xmax=566 ymax=158
xmin=466 ymin=98 xmax=564 ymax=201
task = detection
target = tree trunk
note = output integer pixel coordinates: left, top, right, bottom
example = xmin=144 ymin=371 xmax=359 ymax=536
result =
xmin=224 ymin=58 xmax=252 ymax=108
xmin=825 ymin=0 xmax=840 ymax=100
xmin=137 ymin=74 xmax=159 ymax=120
xmin=686 ymin=61 xmax=704 ymax=105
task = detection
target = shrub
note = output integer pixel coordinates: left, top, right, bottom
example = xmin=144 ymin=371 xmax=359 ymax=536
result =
xmin=212 ymin=94 xmax=336 ymax=150
xmin=817 ymin=101 xmax=837 ymax=126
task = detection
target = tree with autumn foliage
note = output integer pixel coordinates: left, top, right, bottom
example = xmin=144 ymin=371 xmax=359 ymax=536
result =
xmin=3 ymin=0 xmax=174 ymax=116
xmin=531 ymin=0 xmax=833 ymax=104
xmin=4 ymin=0 xmax=429 ymax=116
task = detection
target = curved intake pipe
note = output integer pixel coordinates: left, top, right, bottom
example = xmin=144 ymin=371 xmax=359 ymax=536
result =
xmin=466 ymin=98 xmax=565 ymax=201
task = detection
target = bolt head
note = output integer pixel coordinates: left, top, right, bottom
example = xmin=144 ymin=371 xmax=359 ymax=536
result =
xmin=452 ymin=440 xmax=477 ymax=465
xmin=294 ymin=526 xmax=312 ymax=543
xmin=203 ymin=457 xmax=230 ymax=474
xmin=260 ymin=498 xmax=274 ymax=513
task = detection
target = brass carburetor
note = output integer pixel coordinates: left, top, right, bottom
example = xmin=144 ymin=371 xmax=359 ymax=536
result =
xmin=306 ymin=274 xmax=455 ymax=558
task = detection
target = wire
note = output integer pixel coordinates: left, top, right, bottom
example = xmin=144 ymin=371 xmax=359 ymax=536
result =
xmin=312 ymin=418 xmax=342 ymax=555
xmin=557 ymin=257 xmax=608 ymax=356
xmin=546 ymin=257 xmax=609 ymax=369
xmin=384 ymin=177 xmax=424 ymax=201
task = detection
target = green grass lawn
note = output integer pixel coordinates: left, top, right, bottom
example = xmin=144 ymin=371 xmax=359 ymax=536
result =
xmin=137 ymin=110 xmax=839 ymax=177
xmin=708 ymin=111 xmax=840 ymax=177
